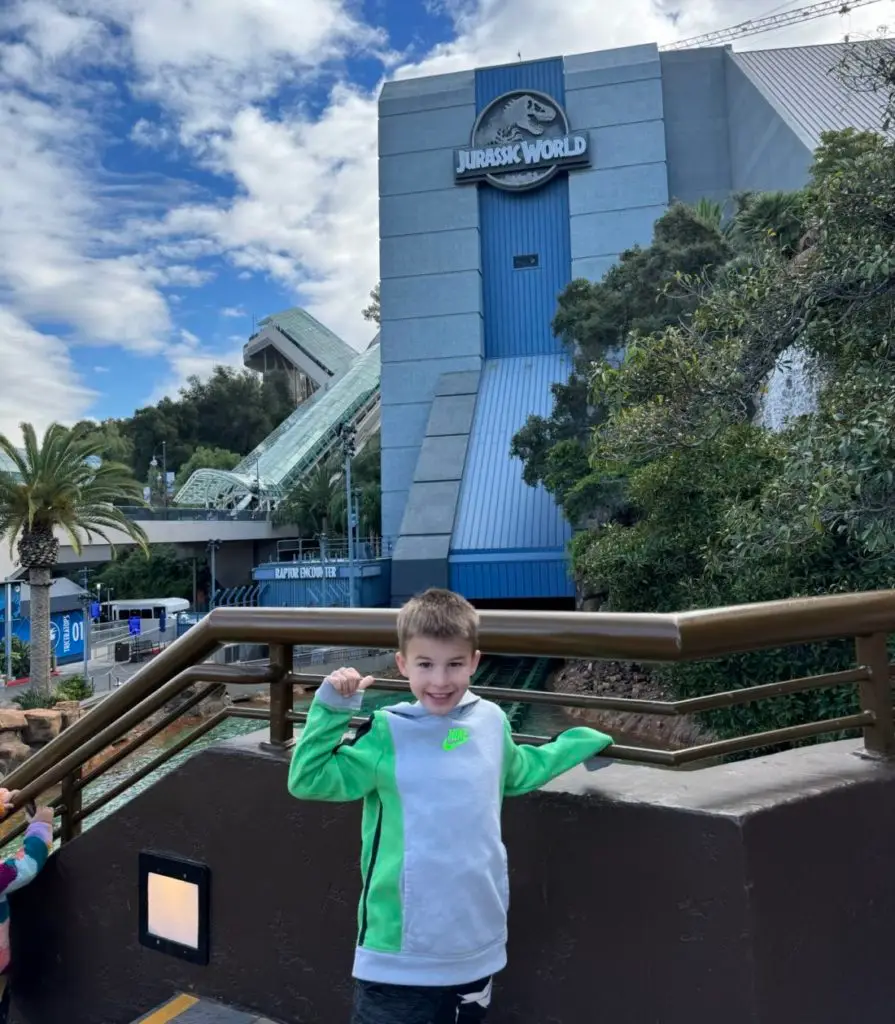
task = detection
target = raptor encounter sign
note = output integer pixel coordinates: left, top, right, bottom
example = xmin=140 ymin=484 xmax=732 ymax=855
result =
xmin=454 ymin=89 xmax=590 ymax=192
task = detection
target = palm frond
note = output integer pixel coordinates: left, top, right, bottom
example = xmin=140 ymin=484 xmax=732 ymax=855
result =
xmin=0 ymin=421 xmax=149 ymax=566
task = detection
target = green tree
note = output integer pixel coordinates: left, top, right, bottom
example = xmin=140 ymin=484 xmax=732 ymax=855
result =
xmin=71 ymin=419 xmax=135 ymax=468
xmin=362 ymin=283 xmax=381 ymax=325
xmin=0 ymin=423 xmax=148 ymax=695
xmin=275 ymin=458 xmax=344 ymax=536
xmin=94 ymin=544 xmax=199 ymax=601
xmin=123 ymin=367 xmax=297 ymax=483
xmin=566 ymin=126 xmax=895 ymax=740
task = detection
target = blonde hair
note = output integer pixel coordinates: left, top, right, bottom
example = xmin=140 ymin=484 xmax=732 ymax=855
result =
xmin=397 ymin=588 xmax=479 ymax=652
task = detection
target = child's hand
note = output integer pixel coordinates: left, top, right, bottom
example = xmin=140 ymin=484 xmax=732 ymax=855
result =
xmin=327 ymin=667 xmax=375 ymax=698
xmin=31 ymin=806 xmax=53 ymax=826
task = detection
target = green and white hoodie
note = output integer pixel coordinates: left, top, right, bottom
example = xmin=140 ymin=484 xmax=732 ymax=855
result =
xmin=288 ymin=680 xmax=613 ymax=987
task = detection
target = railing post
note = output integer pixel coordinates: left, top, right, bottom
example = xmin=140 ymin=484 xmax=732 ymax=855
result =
xmin=855 ymin=632 xmax=895 ymax=758
xmin=59 ymin=766 xmax=83 ymax=844
xmin=262 ymin=643 xmax=294 ymax=752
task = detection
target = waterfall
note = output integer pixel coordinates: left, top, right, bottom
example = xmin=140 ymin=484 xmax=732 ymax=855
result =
xmin=756 ymin=344 xmax=820 ymax=432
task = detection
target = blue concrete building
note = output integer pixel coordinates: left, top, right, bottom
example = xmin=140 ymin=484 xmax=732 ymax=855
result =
xmin=379 ymin=41 xmax=885 ymax=606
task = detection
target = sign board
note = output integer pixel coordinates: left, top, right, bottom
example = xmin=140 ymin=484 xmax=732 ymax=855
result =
xmin=454 ymin=90 xmax=590 ymax=192
xmin=273 ymin=566 xmax=338 ymax=580
xmin=2 ymin=609 xmax=85 ymax=664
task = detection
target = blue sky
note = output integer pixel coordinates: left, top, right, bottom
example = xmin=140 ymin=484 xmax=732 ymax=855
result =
xmin=0 ymin=0 xmax=891 ymax=433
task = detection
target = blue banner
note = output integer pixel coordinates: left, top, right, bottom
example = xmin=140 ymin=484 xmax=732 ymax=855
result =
xmin=0 ymin=609 xmax=86 ymax=665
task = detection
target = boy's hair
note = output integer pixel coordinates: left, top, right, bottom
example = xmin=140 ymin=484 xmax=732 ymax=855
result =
xmin=397 ymin=588 xmax=479 ymax=652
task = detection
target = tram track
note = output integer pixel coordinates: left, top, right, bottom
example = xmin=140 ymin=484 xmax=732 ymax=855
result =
xmin=472 ymin=655 xmax=560 ymax=732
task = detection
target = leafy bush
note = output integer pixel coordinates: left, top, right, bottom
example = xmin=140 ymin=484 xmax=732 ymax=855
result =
xmin=10 ymin=636 xmax=30 ymax=679
xmin=55 ymin=675 xmax=94 ymax=702
xmin=13 ymin=688 xmax=58 ymax=710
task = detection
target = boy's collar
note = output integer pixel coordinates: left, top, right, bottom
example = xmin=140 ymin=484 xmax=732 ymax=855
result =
xmin=386 ymin=689 xmax=480 ymax=718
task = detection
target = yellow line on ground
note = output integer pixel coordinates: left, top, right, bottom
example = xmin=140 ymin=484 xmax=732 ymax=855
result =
xmin=140 ymin=993 xmax=200 ymax=1023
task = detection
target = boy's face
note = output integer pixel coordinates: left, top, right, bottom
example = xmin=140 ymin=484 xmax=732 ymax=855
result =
xmin=396 ymin=635 xmax=481 ymax=716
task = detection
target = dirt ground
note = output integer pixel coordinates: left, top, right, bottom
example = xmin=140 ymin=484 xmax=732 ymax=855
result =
xmin=547 ymin=659 xmax=715 ymax=748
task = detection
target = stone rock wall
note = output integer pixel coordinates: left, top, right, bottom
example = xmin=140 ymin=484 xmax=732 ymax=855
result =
xmin=0 ymin=701 xmax=84 ymax=775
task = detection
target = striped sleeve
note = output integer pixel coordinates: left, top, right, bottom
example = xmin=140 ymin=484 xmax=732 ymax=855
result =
xmin=0 ymin=821 xmax=53 ymax=896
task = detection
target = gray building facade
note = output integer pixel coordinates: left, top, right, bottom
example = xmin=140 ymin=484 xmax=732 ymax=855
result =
xmin=379 ymin=41 xmax=881 ymax=605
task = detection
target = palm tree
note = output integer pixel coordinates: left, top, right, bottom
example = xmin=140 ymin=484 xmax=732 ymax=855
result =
xmin=0 ymin=422 xmax=149 ymax=696
xmin=730 ymin=190 xmax=808 ymax=258
xmin=276 ymin=458 xmax=344 ymax=536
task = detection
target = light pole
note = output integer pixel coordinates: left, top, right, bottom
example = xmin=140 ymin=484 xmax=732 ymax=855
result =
xmin=3 ymin=581 xmax=12 ymax=683
xmin=338 ymin=424 xmax=357 ymax=608
xmin=207 ymin=539 xmax=221 ymax=611
xmin=150 ymin=441 xmax=168 ymax=511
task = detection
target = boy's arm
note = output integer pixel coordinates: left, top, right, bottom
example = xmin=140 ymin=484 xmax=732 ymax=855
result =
xmin=287 ymin=680 xmax=384 ymax=802
xmin=0 ymin=819 xmax=53 ymax=896
xmin=502 ymin=718 xmax=613 ymax=797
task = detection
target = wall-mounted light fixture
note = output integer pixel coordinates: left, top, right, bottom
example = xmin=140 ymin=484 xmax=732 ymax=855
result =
xmin=138 ymin=851 xmax=210 ymax=965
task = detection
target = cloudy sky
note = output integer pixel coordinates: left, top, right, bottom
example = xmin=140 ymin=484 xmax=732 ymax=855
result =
xmin=0 ymin=0 xmax=891 ymax=434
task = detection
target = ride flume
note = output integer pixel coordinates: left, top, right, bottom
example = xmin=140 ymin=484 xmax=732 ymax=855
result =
xmin=473 ymin=656 xmax=560 ymax=732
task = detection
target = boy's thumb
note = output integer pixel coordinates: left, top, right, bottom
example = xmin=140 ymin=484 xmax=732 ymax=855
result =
xmin=358 ymin=675 xmax=376 ymax=690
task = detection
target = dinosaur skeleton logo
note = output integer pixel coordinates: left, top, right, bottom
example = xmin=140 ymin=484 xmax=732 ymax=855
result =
xmin=455 ymin=90 xmax=589 ymax=191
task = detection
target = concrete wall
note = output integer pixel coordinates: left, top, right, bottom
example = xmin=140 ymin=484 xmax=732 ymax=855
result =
xmin=378 ymin=69 xmax=484 ymax=540
xmin=565 ymin=44 xmax=669 ymax=284
xmin=391 ymin=369 xmax=480 ymax=603
xmin=11 ymin=736 xmax=895 ymax=1024
xmin=660 ymin=48 xmax=734 ymax=205
xmin=725 ymin=55 xmax=812 ymax=194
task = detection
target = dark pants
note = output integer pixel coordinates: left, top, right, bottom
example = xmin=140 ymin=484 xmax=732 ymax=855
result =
xmin=0 ymin=982 xmax=9 ymax=1024
xmin=351 ymin=975 xmax=492 ymax=1024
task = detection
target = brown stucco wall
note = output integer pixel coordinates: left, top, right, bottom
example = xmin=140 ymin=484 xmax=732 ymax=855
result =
xmin=8 ymin=734 xmax=895 ymax=1024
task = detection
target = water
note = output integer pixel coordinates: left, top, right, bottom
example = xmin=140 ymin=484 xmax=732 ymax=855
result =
xmin=756 ymin=344 xmax=820 ymax=432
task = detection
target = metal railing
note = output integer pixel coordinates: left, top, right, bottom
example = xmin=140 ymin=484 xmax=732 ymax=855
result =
xmin=119 ymin=506 xmax=272 ymax=522
xmin=1 ymin=590 xmax=895 ymax=848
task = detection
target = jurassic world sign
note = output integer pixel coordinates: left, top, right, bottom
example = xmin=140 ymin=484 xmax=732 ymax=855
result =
xmin=454 ymin=89 xmax=590 ymax=192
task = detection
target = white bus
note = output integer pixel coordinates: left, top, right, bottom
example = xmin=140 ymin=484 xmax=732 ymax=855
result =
xmin=108 ymin=597 xmax=190 ymax=622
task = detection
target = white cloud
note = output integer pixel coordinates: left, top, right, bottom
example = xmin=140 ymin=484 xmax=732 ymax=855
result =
xmin=222 ymin=306 xmax=247 ymax=317
xmin=0 ymin=0 xmax=384 ymax=398
xmin=91 ymin=0 xmax=387 ymax=136
xmin=0 ymin=78 xmax=172 ymax=352
xmin=0 ymin=309 xmax=95 ymax=436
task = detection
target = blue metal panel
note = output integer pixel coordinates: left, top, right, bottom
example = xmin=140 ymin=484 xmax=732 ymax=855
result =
xmin=449 ymin=553 xmax=573 ymax=600
xmin=451 ymin=355 xmax=572 ymax=552
xmin=475 ymin=59 xmax=571 ymax=359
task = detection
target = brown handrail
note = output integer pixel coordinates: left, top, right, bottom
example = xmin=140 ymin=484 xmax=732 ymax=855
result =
xmin=2 ymin=592 xmax=895 ymax=825
xmin=201 ymin=591 xmax=895 ymax=660
xmin=290 ymin=666 xmax=871 ymax=716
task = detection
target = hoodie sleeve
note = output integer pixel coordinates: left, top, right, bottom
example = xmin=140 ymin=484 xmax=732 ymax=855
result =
xmin=502 ymin=718 xmax=613 ymax=797
xmin=287 ymin=681 xmax=385 ymax=802
xmin=0 ymin=820 xmax=53 ymax=896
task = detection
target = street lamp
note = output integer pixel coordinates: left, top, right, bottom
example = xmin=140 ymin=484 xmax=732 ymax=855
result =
xmin=337 ymin=424 xmax=357 ymax=608
xmin=149 ymin=441 xmax=168 ymax=511
xmin=206 ymin=540 xmax=221 ymax=611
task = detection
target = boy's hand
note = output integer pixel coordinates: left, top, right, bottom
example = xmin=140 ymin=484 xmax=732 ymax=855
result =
xmin=327 ymin=667 xmax=375 ymax=698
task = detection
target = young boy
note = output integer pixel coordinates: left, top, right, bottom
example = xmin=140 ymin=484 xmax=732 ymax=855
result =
xmin=0 ymin=790 xmax=54 ymax=1023
xmin=288 ymin=588 xmax=613 ymax=1023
